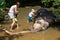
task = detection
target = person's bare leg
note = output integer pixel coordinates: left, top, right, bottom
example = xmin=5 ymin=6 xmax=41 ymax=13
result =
xmin=10 ymin=19 xmax=15 ymax=32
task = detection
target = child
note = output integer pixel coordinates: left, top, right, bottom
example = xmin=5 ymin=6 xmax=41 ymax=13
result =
xmin=28 ymin=9 xmax=36 ymax=23
xmin=8 ymin=2 xmax=20 ymax=31
xmin=8 ymin=2 xmax=20 ymax=19
xmin=10 ymin=18 xmax=18 ymax=31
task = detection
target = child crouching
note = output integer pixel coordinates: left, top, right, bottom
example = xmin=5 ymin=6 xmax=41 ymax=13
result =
xmin=28 ymin=9 xmax=36 ymax=23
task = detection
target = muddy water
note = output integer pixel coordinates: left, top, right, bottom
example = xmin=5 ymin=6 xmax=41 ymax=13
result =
xmin=16 ymin=28 xmax=60 ymax=40
xmin=0 ymin=28 xmax=60 ymax=40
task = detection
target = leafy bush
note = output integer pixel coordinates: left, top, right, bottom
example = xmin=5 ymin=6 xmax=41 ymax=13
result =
xmin=52 ymin=11 xmax=60 ymax=19
xmin=53 ymin=0 xmax=60 ymax=8
xmin=0 ymin=0 xmax=6 ymax=22
xmin=5 ymin=0 xmax=60 ymax=8
xmin=0 ymin=0 xmax=6 ymax=8
xmin=0 ymin=8 xmax=5 ymax=21
xmin=41 ymin=0 xmax=60 ymax=8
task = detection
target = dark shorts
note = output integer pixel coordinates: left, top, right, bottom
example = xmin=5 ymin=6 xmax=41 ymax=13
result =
xmin=28 ymin=17 xmax=32 ymax=21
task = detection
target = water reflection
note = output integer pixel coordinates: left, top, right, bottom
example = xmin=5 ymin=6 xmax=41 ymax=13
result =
xmin=57 ymin=38 xmax=60 ymax=40
xmin=0 ymin=36 xmax=8 ymax=40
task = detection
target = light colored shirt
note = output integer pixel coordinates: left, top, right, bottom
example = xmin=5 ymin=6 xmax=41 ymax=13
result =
xmin=29 ymin=12 xmax=34 ymax=17
xmin=9 ymin=5 xmax=17 ymax=13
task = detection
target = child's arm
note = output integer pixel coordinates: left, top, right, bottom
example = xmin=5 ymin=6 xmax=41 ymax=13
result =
xmin=14 ymin=7 xmax=19 ymax=14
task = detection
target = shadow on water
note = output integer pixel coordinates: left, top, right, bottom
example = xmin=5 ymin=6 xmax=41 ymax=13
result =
xmin=50 ymin=23 xmax=60 ymax=31
xmin=0 ymin=36 xmax=15 ymax=40
xmin=0 ymin=36 xmax=8 ymax=40
xmin=0 ymin=31 xmax=23 ymax=40
xmin=8 ymin=36 xmax=18 ymax=40
xmin=8 ymin=34 xmax=23 ymax=40
xmin=57 ymin=38 xmax=60 ymax=40
xmin=0 ymin=34 xmax=23 ymax=40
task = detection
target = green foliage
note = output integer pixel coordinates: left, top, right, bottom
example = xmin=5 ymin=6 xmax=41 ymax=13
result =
xmin=41 ymin=0 xmax=53 ymax=7
xmin=0 ymin=8 xmax=5 ymax=21
xmin=0 ymin=0 xmax=6 ymax=22
xmin=5 ymin=0 xmax=60 ymax=8
xmin=41 ymin=0 xmax=60 ymax=8
xmin=6 ymin=0 xmax=17 ymax=7
xmin=0 ymin=0 xmax=6 ymax=8
xmin=52 ymin=11 xmax=60 ymax=19
xmin=41 ymin=0 xmax=49 ymax=7
xmin=53 ymin=0 xmax=60 ymax=8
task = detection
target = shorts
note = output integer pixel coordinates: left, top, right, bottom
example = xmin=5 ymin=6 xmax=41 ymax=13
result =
xmin=8 ymin=12 xmax=15 ymax=19
xmin=28 ymin=16 xmax=32 ymax=21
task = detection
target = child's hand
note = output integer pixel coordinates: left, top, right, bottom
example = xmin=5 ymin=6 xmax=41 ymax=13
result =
xmin=15 ymin=11 xmax=19 ymax=14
